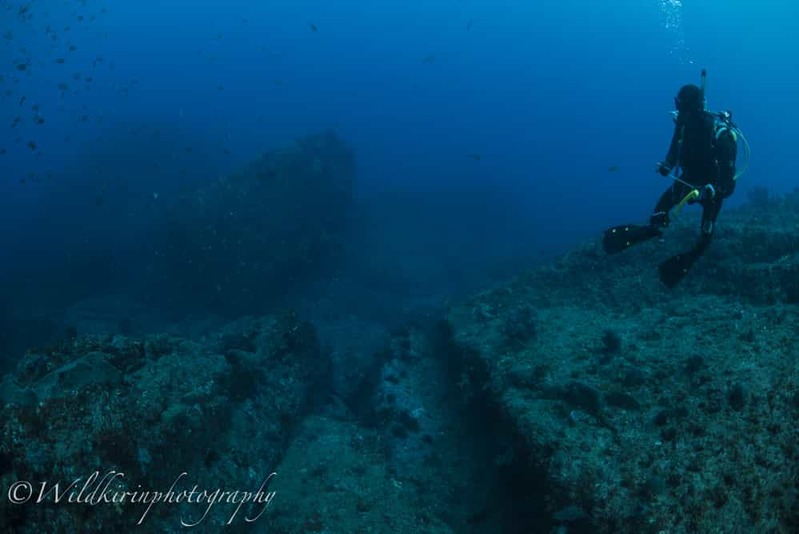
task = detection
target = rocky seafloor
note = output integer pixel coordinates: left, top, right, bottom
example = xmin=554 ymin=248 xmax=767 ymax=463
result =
xmin=442 ymin=189 xmax=799 ymax=532
xmin=2 ymin=189 xmax=799 ymax=533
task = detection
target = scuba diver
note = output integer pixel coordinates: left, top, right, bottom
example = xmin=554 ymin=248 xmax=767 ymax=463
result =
xmin=602 ymin=69 xmax=750 ymax=287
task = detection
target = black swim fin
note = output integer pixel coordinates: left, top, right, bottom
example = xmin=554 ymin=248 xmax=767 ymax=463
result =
xmin=658 ymin=237 xmax=711 ymax=288
xmin=658 ymin=253 xmax=694 ymax=288
xmin=602 ymin=224 xmax=662 ymax=255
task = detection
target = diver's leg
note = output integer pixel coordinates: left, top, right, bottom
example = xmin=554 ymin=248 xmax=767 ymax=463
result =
xmin=651 ymin=182 xmax=692 ymax=227
xmin=602 ymin=180 xmax=692 ymax=255
xmin=658 ymin=196 xmax=721 ymax=287
xmin=700 ymin=196 xmax=723 ymax=237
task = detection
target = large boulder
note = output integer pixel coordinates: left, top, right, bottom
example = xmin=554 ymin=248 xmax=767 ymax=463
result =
xmin=148 ymin=130 xmax=355 ymax=316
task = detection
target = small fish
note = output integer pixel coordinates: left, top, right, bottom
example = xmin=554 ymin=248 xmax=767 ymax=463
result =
xmin=27 ymin=140 xmax=36 ymax=150
xmin=68 ymin=44 xmax=77 ymax=52
xmin=16 ymin=63 xmax=27 ymax=71
xmin=607 ymin=165 xmax=620 ymax=172
xmin=422 ymin=55 xmax=436 ymax=64
xmin=55 ymin=58 xmax=66 ymax=64
xmin=467 ymin=20 xmax=473 ymax=31
xmin=11 ymin=117 xmax=20 ymax=128
xmin=18 ymin=96 xmax=25 ymax=106
xmin=468 ymin=153 xmax=481 ymax=161
xmin=308 ymin=22 xmax=317 ymax=32
xmin=34 ymin=115 xmax=45 ymax=125
xmin=0 ymin=148 xmax=6 ymax=155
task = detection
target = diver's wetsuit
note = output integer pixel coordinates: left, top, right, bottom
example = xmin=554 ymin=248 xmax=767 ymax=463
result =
xmin=652 ymin=111 xmax=738 ymax=240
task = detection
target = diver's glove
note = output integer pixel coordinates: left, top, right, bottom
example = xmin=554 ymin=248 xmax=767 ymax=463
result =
xmin=655 ymin=162 xmax=672 ymax=177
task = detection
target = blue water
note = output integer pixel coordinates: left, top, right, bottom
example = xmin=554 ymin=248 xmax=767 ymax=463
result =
xmin=0 ymin=0 xmax=795 ymax=325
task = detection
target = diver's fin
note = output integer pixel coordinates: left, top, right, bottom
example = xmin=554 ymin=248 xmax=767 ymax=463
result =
xmin=658 ymin=253 xmax=693 ymax=288
xmin=658 ymin=236 xmax=711 ymax=288
xmin=602 ymin=224 xmax=662 ymax=255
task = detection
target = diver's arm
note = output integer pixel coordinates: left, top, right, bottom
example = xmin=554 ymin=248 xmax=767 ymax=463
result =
xmin=656 ymin=123 xmax=682 ymax=176
xmin=663 ymin=123 xmax=682 ymax=170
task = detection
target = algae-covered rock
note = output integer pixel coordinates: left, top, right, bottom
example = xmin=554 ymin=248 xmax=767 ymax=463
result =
xmin=437 ymin=192 xmax=799 ymax=532
xmin=0 ymin=310 xmax=330 ymax=532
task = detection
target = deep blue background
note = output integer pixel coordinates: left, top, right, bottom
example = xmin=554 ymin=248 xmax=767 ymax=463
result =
xmin=0 ymin=0 xmax=795 ymax=304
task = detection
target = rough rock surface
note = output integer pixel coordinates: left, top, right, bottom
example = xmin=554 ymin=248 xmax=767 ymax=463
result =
xmin=0 ymin=311 xmax=328 ymax=532
xmin=441 ymin=191 xmax=799 ymax=532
